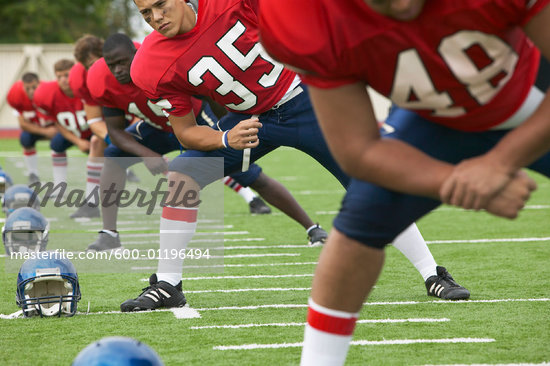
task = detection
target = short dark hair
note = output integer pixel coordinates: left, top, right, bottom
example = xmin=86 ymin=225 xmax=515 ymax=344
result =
xmin=21 ymin=72 xmax=39 ymax=83
xmin=74 ymin=34 xmax=104 ymax=63
xmin=103 ymin=33 xmax=136 ymax=55
xmin=54 ymin=59 xmax=75 ymax=72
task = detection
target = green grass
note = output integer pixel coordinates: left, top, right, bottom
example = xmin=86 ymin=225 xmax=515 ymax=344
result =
xmin=1 ymin=139 xmax=549 ymax=365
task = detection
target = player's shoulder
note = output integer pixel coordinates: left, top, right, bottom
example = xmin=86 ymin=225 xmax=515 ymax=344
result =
xmin=131 ymin=32 xmax=169 ymax=94
xmin=87 ymin=58 xmax=113 ymax=98
xmin=33 ymin=81 xmax=58 ymax=104
xmin=6 ymin=81 xmax=26 ymax=107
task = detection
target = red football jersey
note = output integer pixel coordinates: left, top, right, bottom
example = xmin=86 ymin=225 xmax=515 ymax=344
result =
xmin=88 ymin=57 xmax=173 ymax=132
xmin=33 ymin=81 xmax=91 ymax=139
xmin=6 ymin=80 xmax=52 ymax=127
xmin=260 ymin=0 xmax=549 ymax=132
xmin=69 ymin=62 xmax=98 ymax=106
xmin=131 ymin=0 xmax=296 ymax=117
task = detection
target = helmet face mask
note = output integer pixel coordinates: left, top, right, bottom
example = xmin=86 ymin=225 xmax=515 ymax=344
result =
xmin=2 ymin=207 xmax=49 ymax=255
xmin=16 ymin=255 xmax=81 ymax=317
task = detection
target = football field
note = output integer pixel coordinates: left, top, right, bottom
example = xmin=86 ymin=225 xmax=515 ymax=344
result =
xmin=1 ymin=138 xmax=549 ymax=365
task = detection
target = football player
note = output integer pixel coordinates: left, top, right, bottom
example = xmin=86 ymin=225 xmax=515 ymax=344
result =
xmin=6 ymin=72 xmax=57 ymax=184
xmin=259 ymin=0 xmax=550 ymax=364
xmin=84 ymin=33 xmax=313 ymax=252
xmin=119 ymin=0 xmax=468 ymax=313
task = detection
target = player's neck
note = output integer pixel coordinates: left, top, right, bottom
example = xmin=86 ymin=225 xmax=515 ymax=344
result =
xmin=179 ymin=2 xmax=198 ymax=34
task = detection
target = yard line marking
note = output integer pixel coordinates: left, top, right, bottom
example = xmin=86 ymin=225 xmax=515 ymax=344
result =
xmin=213 ymin=338 xmax=494 ymax=350
xmin=196 ymin=298 xmax=550 ymax=311
xmin=123 ymin=237 xmax=265 ymax=245
xmin=316 ymin=205 xmax=550 ymax=216
xmin=426 ymin=237 xmax=550 ymax=244
xmin=131 ymin=261 xmax=317 ymax=270
xmin=141 ymin=274 xmax=313 ymax=282
xmin=191 ymin=318 xmax=449 ymax=329
xmin=213 ymin=253 xmax=300 ymax=259
xmin=423 ymin=363 xmax=550 ymax=366
xmin=120 ymin=231 xmax=249 ymax=238
xmin=1 ymin=306 xmax=200 ymax=319
xmin=185 ymin=287 xmax=311 ymax=294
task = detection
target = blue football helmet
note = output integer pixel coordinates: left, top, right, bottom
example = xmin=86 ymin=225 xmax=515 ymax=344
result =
xmin=72 ymin=336 xmax=164 ymax=366
xmin=2 ymin=184 xmax=41 ymax=216
xmin=2 ymin=207 xmax=49 ymax=255
xmin=16 ymin=252 xmax=81 ymax=317
xmin=0 ymin=169 xmax=13 ymax=198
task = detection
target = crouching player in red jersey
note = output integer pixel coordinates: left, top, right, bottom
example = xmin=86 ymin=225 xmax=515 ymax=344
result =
xmin=6 ymin=73 xmax=57 ymax=184
xmin=259 ymin=0 xmax=550 ymax=364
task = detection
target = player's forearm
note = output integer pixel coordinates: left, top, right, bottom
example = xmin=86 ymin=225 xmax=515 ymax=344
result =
xmin=176 ymin=125 xmax=224 ymax=151
xmin=58 ymin=125 xmax=82 ymax=145
xmin=486 ymin=89 xmax=550 ymax=173
xmin=18 ymin=117 xmax=44 ymax=135
xmin=348 ymin=138 xmax=452 ymax=199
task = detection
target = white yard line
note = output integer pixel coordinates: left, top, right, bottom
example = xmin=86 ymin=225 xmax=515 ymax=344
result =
xmin=213 ymin=338 xmax=495 ymax=351
xmin=141 ymin=273 xmax=313 ymax=282
xmin=130 ymin=261 xmax=317 ymax=270
xmin=191 ymin=318 xmax=449 ymax=329
xmin=196 ymin=298 xmax=550 ymax=311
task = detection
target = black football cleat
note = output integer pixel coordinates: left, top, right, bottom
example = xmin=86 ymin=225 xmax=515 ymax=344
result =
xmin=86 ymin=231 xmax=122 ymax=252
xmin=249 ymin=196 xmax=271 ymax=214
xmin=425 ymin=266 xmax=470 ymax=300
xmin=121 ymin=274 xmax=187 ymax=312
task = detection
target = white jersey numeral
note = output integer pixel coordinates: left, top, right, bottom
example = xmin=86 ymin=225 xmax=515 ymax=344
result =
xmin=128 ymin=101 xmax=168 ymax=129
xmin=390 ymin=30 xmax=518 ymax=117
xmin=187 ymin=20 xmax=283 ymax=111
xmin=57 ymin=110 xmax=88 ymax=137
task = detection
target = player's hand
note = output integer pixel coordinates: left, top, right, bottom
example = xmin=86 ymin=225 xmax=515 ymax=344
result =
xmin=439 ymin=155 xmax=514 ymax=210
xmin=484 ymin=170 xmax=537 ymax=218
xmin=226 ymin=117 xmax=262 ymax=150
xmin=42 ymin=126 xmax=58 ymax=139
xmin=76 ymin=139 xmax=90 ymax=153
xmin=143 ymin=156 xmax=169 ymax=175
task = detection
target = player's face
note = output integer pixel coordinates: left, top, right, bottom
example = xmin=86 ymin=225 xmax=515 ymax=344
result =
xmin=364 ymin=0 xmax=426 ymax=21
xmin=55 ymin=69 xmax=72 ymax=96
xmin=104 ymin=47 xmax=135 ymax=84
xmin=134 ymin=0 xmax=188 ymax=38
xmin=23 ymin=80 xmax=39 ymax=100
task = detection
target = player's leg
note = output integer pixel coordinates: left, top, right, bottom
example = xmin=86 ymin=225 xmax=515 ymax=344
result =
xmin=219 ymin=110 xmax=332 ymax=245
xmin=301 ymin=177 xmax=439 ymax=365
xmin=88 ymin=122 xmax=181 ymax=251
xmin=20 ymin=131 xmax=42 ymax=184
xmin=120 ymin=151 xmax=222 ymax=312
xmin=230 ymin=165 xmax=328 ymax=246
xmin=48 ymin=132 xmax=72 ymax=198
xmin=70 ymin=135 xmax=106 ymax=218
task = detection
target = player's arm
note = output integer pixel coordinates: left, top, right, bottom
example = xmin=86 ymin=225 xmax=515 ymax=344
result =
xmin=439 ymin=4 xmax=550 ymax=210
xmin=309 ymin=82 xmax=452 ymax=199
xmin=309 ymin=82 xmax=533 ymax=218
xmin=168 ymin=112 xmax=261 ymax=151
xmin=17 ymin=115 xmax=57 ymax=138
xmin=104 ymin=106 xmax=167 ymax=175
xmin=56 ymin=122 xmax=90 ymax=153
xmin=84 ymin=104 xmax=108 ymax=140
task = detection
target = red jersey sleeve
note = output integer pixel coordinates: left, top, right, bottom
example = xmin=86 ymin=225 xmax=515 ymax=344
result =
xmin=32 ymin=82 xmax=56 ymax=121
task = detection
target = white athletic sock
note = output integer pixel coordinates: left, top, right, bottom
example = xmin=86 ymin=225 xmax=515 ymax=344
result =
xmin=392 ymin=223 xmax=437 ymax=281
xmin=86 ymin=161 xmax=103 ymax=205
xmin=24 ymin=149 xmax=38 ymax=176
xmin=301 ymin=298 xmax=358 ymax=366
xmin=51 ymin=151 xmax=67 ymax=187
xmin=223 ymin=176 xmax=255 ymax=203
xmin=156 ymin=205 xmax=198 ymax=286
